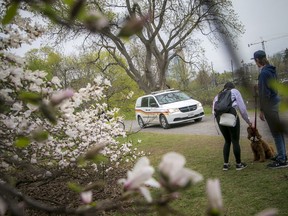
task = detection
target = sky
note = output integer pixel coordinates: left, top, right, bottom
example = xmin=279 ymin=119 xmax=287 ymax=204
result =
xmin=204 ymin=0 xmax=288 ymax=72
xmin=13 ymin=0 xmax=288 ymax=73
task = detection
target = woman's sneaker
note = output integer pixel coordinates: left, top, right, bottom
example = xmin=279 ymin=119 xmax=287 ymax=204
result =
xmin=223 ymin=164 xmax=231 ymax=171
xmin=236 ymin=162 xmax=247 ymax=171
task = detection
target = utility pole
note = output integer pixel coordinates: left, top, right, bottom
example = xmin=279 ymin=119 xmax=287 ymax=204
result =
xmin=231 ymin=59 xmax=234 ymax=81
xmin=211 ymin=61 xmax=216 ymax=86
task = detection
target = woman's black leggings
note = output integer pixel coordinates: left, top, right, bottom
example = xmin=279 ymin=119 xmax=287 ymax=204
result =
xmin=217 ymin=116 xmax=241 ymax=164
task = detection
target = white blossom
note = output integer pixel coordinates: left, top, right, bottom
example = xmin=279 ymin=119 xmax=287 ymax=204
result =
xmin=255 ymin=208 xmax=278 ymax=216
xmin=94 ymin=76 xmax=102 ymax=85
xmin=118 ymin=157 xmax=160 ymax=202
xmin=0 ymin=197 xmax=7 ymax=216
xmin=11 ymin=102 xmax=23 ymax=113
xmin=31 ymin=158 xmax=37 ymax=164
xmin=159 ymin=152 xmax=203 ymax=190
xmin=51 ymin=76 xmax=61 ymax=86
xmin=103 ymin=78 xmax=111 ymax=86
xmin=206 ymin=179 xmax=223 ymax=214
xmin=2 ymin=117 xmax=17 ymax=129
xmin=0 ymin=70 xmax=10 ymax=80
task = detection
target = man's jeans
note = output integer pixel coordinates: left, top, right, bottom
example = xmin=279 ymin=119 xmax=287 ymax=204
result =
xmin=263 ymin=104 xmax=287 ymax=162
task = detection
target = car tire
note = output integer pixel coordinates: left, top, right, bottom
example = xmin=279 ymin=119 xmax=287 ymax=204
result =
xmin=137 ymin=116 xmax=146 ymax=128
xmin=194 ymin=118 xmax=202 ymax=122
xmin=160 ymin=114 xmax=170 ymax=129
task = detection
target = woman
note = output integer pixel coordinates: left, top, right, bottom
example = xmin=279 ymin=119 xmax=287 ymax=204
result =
xmin=212 ymin=82 xmax=252 ymax=171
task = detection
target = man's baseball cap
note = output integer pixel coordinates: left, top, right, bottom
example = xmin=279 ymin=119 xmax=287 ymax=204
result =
xmin=252 ymin=50 xmax=266 ymax=60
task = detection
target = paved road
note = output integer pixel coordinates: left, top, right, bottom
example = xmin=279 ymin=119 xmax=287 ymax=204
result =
xmin=124 ymin=113 xmax=288 ymax=143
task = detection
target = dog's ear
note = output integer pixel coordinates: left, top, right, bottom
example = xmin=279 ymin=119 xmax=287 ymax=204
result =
xmin=247 ymin=126 xmax=251 ymax=133
xmin=254 ymin=128 xmax=262 ymax=139
xmin=247 ymin=127 xmax=253 ymax=139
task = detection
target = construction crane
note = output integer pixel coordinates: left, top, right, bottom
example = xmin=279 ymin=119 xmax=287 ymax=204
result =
xmin=248 ymin=34 xmax=288 ymax=52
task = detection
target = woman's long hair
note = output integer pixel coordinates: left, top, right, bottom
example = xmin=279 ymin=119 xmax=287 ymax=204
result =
xmin=219 ymin=82 xmax=235 ymax=94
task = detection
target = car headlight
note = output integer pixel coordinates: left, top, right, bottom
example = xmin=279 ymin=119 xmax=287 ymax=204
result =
xmin=197 ymin=102 xmax=203 ymax=107
xmin=168 ymin=108 xmax=180 ymax=113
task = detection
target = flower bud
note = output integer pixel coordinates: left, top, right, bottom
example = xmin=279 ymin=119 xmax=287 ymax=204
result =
xmin=50 ymin=89 xmax=74 ymax=106
xmin=206 ymin=179 xmax=223 ymax=216
xmin=80 ymin=190 xmax=93 ymax=204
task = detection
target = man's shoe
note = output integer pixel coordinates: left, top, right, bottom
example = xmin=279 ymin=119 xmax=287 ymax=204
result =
xmin=223 ymin=164 xmax=231 ymax=171
xmin=271 ymin=155 xmax=287 ymax=161
xmin=267 ymin=160 xmax=288 ymax=169
xmin=236 ymin=162 xmax=247 ymax=171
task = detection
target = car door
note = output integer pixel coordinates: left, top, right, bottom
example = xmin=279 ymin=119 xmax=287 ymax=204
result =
xmin=139 ymin=96 xmax=159 ymax=124
xmin=139 ymin=96 xmax=150 ymax=124
xmin=148 ymin=96 xmax=159 ymax=123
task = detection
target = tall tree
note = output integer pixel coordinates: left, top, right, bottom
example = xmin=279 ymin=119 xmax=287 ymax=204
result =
xmin=44 ymin=0 xmax=244 ymax=93
xmin=167 ymin=48 xmax=199 ymax=91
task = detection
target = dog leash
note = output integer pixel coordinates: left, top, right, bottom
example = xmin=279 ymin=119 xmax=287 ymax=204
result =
xmin=252 ymin=85 xmax=258 ymax=142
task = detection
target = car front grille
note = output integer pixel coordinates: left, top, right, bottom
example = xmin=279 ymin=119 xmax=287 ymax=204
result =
xmin=173 ymin=112 xmax=204 ymax=122
xmin=179 ymin=105 xmax=197 ymax=112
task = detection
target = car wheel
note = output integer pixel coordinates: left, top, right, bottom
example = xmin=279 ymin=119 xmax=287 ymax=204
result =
xmin=194 ymin=118 xmax=202 ymax=122
xmin=137 ymin=116 xmax=146 ymax=128
xmin=160 ymin=114 xmax=170 ymax=129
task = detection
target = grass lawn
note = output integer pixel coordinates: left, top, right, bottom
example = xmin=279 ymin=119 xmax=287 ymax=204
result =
xmin=124 ymin=132 xmax=288 ymax=216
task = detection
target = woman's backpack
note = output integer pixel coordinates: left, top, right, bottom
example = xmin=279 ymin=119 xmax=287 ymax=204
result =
xmin=214 ymin=89 xmax=236 ymax=117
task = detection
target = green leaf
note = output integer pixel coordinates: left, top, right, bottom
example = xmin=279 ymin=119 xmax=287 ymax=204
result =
xmin=63 ymin=0 xmax=74 ymax=6
xmin=67 ymin=182 xmax=83 ymax=193
xmin=39 ymin=103 xmax=57 ymax=125
xmin=15 ymin=136 xmax=31 ymax=148
xmin=269 ymin=80 xmax=288 ymax=112
xmin=2 ymin=2 xmax=20 ymax=25
xmin=70 ymin=0 xmax=86 ymax=20
xmin=269 ymin=80 xmax=288 ymax=96
xmin=39 ymin=5 xmax=59 ymax=24
xmin=32 ymin=130 xmax=49 ymax=142
xmin=92 ymin=154 xmax=108 ymax=164
xmin=19 ymin=91 xmax=42 ymax=105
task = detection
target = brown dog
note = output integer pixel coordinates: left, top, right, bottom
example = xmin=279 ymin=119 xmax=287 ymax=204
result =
xmin=247 ymin=126 xmax=275 ymax=162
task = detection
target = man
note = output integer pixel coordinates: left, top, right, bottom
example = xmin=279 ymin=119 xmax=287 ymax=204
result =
xmin=253 ymin=50 xmax=287 ymax=168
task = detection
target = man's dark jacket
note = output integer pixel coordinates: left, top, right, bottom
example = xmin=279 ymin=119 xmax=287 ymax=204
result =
xmin=258 ymin=64 xmax=280 ymax=111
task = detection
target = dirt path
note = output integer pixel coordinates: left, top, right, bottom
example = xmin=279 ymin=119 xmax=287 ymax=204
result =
xmin=124 ymin=113 xmax=288 ymax=143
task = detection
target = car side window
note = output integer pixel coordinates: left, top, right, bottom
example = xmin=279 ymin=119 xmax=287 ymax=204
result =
xmin=149 ymin=97 xmax=158 ymax=107
xmin=141 ymin=97 xmax=149 ymax=107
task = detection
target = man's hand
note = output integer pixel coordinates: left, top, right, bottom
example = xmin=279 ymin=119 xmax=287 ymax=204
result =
xmin=259 ymin=111 xmax=265 ymax=121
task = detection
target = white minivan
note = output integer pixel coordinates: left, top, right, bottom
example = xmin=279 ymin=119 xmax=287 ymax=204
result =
xmin=135 ymin=89 xmax=205 ymax=129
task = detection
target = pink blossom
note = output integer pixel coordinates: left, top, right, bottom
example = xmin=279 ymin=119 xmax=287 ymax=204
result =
xmin=80 ymin=191 xmax=93 ymax=204
xmin=50 ymin=89 xmax=74 ymax=106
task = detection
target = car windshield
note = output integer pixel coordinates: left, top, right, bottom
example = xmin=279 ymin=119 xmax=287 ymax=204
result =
xmin=155 ymin=91 xmax=191 ymax=105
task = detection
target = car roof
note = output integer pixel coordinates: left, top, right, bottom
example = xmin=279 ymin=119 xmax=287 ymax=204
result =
xmin=138 ymin=89 xmax=181 ymax=99
xmin=151 ymin=89 xmax=179 ymax=96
